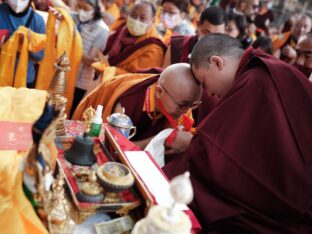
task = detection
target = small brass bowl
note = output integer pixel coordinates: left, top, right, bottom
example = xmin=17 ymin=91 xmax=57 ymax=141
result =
xmin=96 ymin=162 xmax=134 ymax=193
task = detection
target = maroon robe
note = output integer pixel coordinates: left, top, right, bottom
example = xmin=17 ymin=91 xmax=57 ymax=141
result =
xmin=170 ymin=35 xmax=198 ymax=64
xmin=163 ymin=48 xmax=312 ymax=233
xmin=115 ymin=75 xmax=169 ymax=142
xmin=104 ymin=26 xmax=167 ymax=66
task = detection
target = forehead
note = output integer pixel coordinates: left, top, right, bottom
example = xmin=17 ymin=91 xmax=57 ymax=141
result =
xmin=296 ymin=37 xmax=312 ymax=51
xmin=295 ymin=17 xmax=312 ymax=27
xmin=191 ymin=65 xmax=210 ymax=83
xmin=130 ymin=3 xmax=153 ymax=17
xmin=199 ymin=20 xmax=225 ymax=33
xmin=162 ymin=2 xmax=179 ymax=12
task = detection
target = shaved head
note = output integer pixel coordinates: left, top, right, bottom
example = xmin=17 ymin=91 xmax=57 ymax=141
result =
xmin=156 ymin=63 xmax=202 ymax=119
xmin=190 ymin=33 xmax=244 ymax=69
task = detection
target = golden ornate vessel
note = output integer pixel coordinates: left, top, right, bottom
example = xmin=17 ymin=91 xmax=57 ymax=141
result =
xmin=48 ymin=52 xmax=70 ymax=136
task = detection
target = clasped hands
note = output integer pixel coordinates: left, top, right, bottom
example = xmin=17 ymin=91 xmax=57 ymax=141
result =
xmin=165 ymin=130 xmax=193 ymax=155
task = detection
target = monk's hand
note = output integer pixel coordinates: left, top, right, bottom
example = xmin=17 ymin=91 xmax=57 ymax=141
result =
xmin=49 ymin=7 xmax=64 ymax=21
xmin=165 ymin=131 xmax=193 ymax=155
xmin=281 ymin=45 xmax=296 ymax=60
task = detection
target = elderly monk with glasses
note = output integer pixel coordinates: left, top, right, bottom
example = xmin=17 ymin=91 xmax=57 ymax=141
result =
xmin=73 ymin=63 xmax=202 ymax=151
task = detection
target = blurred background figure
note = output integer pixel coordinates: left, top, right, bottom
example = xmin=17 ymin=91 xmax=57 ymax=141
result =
xmin=226 ymin=11 xmax=247 ymax=40
xmin=188 ymin=0 xmax=207 ymax=28
xmin=241 ymin=22 xmax=257 ymax=48
xmin=102 ymin=0 xmax=119 ymax=26
xmin=254 ymin=0 xmax=274 ymax=35
xmin=157 ymin=0 xmax=195 ymax=44
xmin=252 ymin=36 xmax=273 ymax=54
xmin=71 ymin=0 xmax=109 ymax=116
xmin=33 ymin=0 xmax=50 ymax=11
xmin=0 ymin=0 xmax=46 ymax=88
xmin=272 ymin=14 xmax=312 ymax=62
xmin=163 ymin=6 xmax=227 ymax=67
xmin=245 ymin=0 xmax=259 ymax=23
xmin=231 ymin=0 xmax=249 ymax=15
xmin=293 ymin=32 xmax=312 ymax=79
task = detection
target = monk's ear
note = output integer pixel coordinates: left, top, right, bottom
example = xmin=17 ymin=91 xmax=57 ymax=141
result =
xmin=155 ymin=84 xmax=162 ymax=99
xmin=209 ymin=55 xmax=224 ymax=71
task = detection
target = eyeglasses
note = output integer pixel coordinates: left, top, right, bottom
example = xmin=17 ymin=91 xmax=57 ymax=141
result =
xmin=159 ymin=83 xmax=202 ymax=109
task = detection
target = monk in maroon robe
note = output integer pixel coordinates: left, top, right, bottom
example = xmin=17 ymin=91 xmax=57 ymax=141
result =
xmin=162 ymin=6 xmax=226 ymax=67
xmin=112 ymin=64 xmax=201 ymax=149
xmin=163 ymin=34 xmax=312 ymax=233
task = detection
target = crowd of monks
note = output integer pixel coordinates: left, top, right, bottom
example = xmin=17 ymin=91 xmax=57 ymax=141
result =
xmin=0 ymin=0 xmax=312 ymax=233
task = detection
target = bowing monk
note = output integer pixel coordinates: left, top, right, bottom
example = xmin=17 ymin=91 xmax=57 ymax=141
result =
xmin=162 ymin=6 xmax=227 ymax=124
xmin=99 ymin=1 xmax=166 ymax=76
xmin=162 ymin=6 xmax=226 ymax=67
xmin=163 ymin=34 xmax=312 ymax=233
xmin=73 ymin=63 xmax=202 ymax=149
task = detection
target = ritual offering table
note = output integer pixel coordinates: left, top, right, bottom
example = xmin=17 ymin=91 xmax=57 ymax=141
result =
xmin=56 ymin=121 xmax=142 ymax=223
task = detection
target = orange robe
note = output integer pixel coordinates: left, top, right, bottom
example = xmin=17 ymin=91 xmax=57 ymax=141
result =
xmin=72 ymin=72 xmax=194 ymax=141
xmin=96 ymin=25 xmax=166 ymax=77
xmin=35 ymin=8 xmax=83 ymax=115
xmin=72 ymin=73 xmax=157 ymax=120
xmin=271 ymin=31 xmax=292 ymax=53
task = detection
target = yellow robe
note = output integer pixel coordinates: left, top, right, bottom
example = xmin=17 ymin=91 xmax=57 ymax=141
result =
xmin=35 ymin=8 xmax=83 ymax=114
xmin=0 ymin=26 xmax=46 ymax=88
xmin=0 ymin=87 xmax=48 ymax=234
xmin=106 ymin=3 xmax=120 ymax=22
xmin=93 ymin=26 xmax=166 ymax=77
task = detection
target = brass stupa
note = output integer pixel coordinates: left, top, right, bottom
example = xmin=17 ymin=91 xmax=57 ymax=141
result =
xmin=48 ymin=52 xmax=70 ymax=136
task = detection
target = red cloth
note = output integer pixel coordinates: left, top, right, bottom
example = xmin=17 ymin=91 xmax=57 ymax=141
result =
xmin=107 ymin=126 xmax=202 ymax=232
xmin=163 ymin=48 xmax=312 ymax=232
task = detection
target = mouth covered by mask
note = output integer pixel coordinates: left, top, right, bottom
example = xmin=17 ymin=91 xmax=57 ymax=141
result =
xmin=160 ymin=13 xmax=179 ymax=30
xmin=293 ymin=64 xmax=312 ymax=78
xmin=127 ymin=16 xmax=149 ymax=37
xmin=78 ymin=9 xmax=94 ymax=23
xmin=7 ymin=0 xmax=30 ymax=14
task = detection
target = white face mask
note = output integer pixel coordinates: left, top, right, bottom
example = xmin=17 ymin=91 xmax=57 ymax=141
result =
xmin=7 ymin=0 xmax=30 ymax=13
xmin=160 ymin=13 xmax=179 ymax=30
xmin=127 ymin=16 xmax=149 ymax=37
xmin=78 ymin=9 xmax=94 ymax=23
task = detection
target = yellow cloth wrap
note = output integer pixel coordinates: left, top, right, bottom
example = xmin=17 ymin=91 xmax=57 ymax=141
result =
xmin=0 ymin=151 xmax=48 ymax=234
xmin=0 ymin=26 xmax=46 ymax=88
xmin=36 ymin=8 xmax=83 ymax=115
xmin=0 ymin=87 xmax=47 ymax=122
xmin=0 ymin=87 xmax=50 ymax=234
